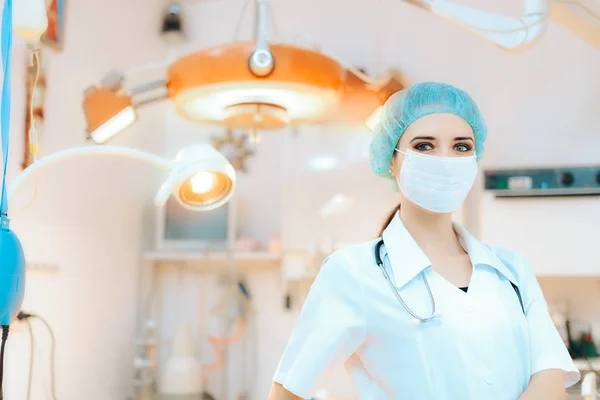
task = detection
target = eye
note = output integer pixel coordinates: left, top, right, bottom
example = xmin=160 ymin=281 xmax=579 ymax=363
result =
xmin=414 ymin=142 xmax=434 ymax=152
xmin=454 ymin=143 xmax=472 ymax=152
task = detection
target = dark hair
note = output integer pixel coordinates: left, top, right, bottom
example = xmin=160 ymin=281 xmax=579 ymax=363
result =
xmin=378 ymin=203 xmax=401 ymax=237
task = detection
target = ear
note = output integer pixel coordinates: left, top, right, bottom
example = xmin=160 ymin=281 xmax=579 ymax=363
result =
xmin=389 ymin=157 xmax=397 ymax=178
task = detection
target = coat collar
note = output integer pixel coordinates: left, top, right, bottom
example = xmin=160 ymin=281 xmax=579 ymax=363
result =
xmin=381 ymin=213 xmax=518 ymax=289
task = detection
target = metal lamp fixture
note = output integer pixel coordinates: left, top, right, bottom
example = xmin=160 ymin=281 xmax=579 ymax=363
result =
xmin=405 ymin=0 xmax=600 ymax=50
xmin=82 ymin=0 xmax=404 ymax=144
xmin=405 ymin=0 xmax=549 ymax=51
xmin=82 ymin=87 xmax=136 ymax=144
xmin=8 ymin=144 xmax=237 ymax=211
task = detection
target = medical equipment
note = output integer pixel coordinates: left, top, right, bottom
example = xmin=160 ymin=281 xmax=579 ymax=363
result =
xmin=82 ymin=0 xmax=403 ymax=144
xmin=484 ymin=166 xmax=600 ymax=198
xmin=155 ymin=194 xmax=238 ymax=252
xmin=566 ymin=319 xmax=599 ymax=359
xmin=403 ymin=0 xmax=548 ymax=51
xmin=374 ymin=239 xmax=437 ymax=323
xmin=13 ymin=0 xmax=47 ymax=45
xmin=374 ymin=238 xmax=525 ymax=323
xmin=0 ymin=3 xmax=25 ymax=399
xmin=5 ymin=144 xmax=234 ymax=397
xmin=405 ymin=0 xmax=600 ymax=50
xmin=7 ymin=144 xmax=236 ymax=211
xmin=16 ymin=311 xmax=58 ymax=400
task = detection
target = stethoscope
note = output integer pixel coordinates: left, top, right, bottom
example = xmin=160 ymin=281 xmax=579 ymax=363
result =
xmin=374 ymin=238 xmax=437 ymax=323
xmin=374 ymin=238 xmax=525 ymax=323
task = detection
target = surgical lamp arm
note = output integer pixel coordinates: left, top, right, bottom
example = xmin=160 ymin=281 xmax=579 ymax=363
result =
xmin=127 ymin=79 xmax=167 ymax=97
xmin=106 ymin=0 xmax=275 ymax=81
xmin=7 ymin=146 xmax=174 ymax=202
xmin=255 ymin=0 xmax=270 ymax=52
xmin=406 ymin=0 xmax=549 ymax=51
xmin=99 ymin=68 xmax=167 ymax=106
xmin=249 ymin=0 xmax=275 ymax=77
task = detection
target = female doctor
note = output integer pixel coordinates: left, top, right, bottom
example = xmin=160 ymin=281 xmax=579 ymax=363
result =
xmin=269 ymin=82 xmax=580 ymax=400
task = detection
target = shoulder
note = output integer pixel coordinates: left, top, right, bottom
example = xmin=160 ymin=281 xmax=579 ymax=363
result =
xmin=481 ymin=242 xmax=536 ymax=284
xmin=483 ymin=243 xmax=522 ymax=265
xmin=318 ymin=239 xmax=380 ymax=283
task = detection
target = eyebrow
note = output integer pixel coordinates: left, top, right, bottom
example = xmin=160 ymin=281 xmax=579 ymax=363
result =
xmin=409 ymin=136 xmax=474 ymax=143
xmin=409 ymin=136 xmax=436 ymax=143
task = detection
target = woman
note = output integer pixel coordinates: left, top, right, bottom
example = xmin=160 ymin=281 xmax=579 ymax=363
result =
xmin=269 ymin=82 xmax=579 ymax=400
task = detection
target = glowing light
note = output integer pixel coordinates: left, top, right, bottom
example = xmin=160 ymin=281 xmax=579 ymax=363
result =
xmin=190 ymin=171 xmax=216 ymax=194
xmin=174 ymin=82 xmax=340 ymax=124
xmin=90 ymin=107 xmax=136 ymax=144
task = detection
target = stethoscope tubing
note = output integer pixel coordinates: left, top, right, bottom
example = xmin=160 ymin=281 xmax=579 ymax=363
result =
xmin=374 ymin=239 xmax=525 ymax=320
xmin=375 ymin=239 xmax=437 ymax=323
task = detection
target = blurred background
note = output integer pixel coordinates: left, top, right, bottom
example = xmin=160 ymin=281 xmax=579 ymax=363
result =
xmin=2 ymin=0 xmax=600 ymax=399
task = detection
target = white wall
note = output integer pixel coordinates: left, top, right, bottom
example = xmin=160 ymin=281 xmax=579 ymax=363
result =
xmin=3 ymin=0 xmax=600 ymax=399
xmin=472 ymin=13 xmax=600 ymax=276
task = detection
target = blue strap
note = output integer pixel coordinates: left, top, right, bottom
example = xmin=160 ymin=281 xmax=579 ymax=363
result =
xmin=0 ymin=0 xmax=12 ymax=216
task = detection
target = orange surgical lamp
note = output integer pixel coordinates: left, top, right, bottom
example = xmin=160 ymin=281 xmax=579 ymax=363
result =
xmin=82 ymin=0 xmax=404 ymax=144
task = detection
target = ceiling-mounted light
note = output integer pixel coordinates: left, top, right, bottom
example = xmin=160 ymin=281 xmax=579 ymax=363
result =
xmin=83 ymin=87 xmax=135 ymax=144
xmin=8 ymin=144 xmax=236 ymax=212
xmin=336 ymin=69 xmax=403 ymax=131
xmin=404 ymin=0 xmax=549 ymax=51
xmin=155 ymin=143 xmax=235 ymax=210
xmin=167 ymin=42 xmax=345 ymax=128
xmin=247 ymin=0 xmax=275 ymax=78
xmin=81 ymin=0 xmax=404 ymax=143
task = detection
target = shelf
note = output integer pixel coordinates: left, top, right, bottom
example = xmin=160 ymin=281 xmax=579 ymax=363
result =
xmin=143 ymin=251 xmax=281 ymax=272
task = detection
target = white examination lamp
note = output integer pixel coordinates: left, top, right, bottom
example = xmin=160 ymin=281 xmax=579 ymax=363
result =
xmin=406 ymin=0 xmax=548 ymax=51
xmin=8 ymin=143 xmax=236 ymax=211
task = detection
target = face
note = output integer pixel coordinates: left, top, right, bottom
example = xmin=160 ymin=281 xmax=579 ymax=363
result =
xmin=390 ymin=113 xmax=476 ymax=212
xmin=389 ymin=113 xmax=475 ymax=178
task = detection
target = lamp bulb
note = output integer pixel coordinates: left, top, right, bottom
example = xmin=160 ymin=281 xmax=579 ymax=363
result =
xmin=190 ymin=172 xmax=215 ymax=194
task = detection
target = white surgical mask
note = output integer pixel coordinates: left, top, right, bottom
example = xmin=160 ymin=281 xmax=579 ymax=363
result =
xmin=394 ymin=149 xmax=478 ymax=213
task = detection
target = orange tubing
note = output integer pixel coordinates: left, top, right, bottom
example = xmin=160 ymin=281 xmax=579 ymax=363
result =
xmin=202 ymin=318 xmax=246 ymax=371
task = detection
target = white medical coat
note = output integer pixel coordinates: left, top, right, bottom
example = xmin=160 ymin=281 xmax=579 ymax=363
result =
xmin=274 ymin=214 xmax=579 ymax=399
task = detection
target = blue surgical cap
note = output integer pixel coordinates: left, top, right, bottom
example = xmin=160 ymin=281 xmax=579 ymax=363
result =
xmin=369 ymin=82 xmax=487 ymax=180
